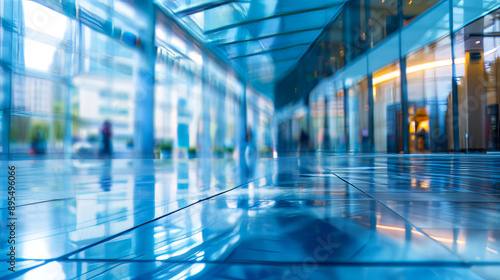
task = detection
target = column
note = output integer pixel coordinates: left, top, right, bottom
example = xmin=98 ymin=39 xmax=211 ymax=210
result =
xmin=463 ymin=19 xmax=487 ymax=151
xmin=215 ymin=81 xmax=226 ymax=151
xmin=323 ymin=96 xmax=331 ymax=151
xmin=133 ymin=2 xmax=156 ymax=158
xmin=238 ymin=83 xmax=247 ymax=165
xmin=343 ymin=84 xmax=350 ymax=152
xmin=0 ymin=0 xmax=19 ymax=157
xmin=449 ymin=0 xmax=460 ymax=153
xmin=200 ymin=54 xmax=212 ymax=158
xmin=367 ymin=73 xmax=375 ymax=153
xmin=177 ymin=70 xmax=192 ymax=152
xmin=398 ymin=0 xmax=410 ymax=154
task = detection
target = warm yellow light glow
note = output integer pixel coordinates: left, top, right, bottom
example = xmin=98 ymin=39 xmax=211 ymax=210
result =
xmin=418 ymin=120 xmax=429 ymax=132
xmin=411 ymin=177 xmax=417 ymax=188
xmin=372 ymin=86 xmax=377 ymax=100
xmin=455 ymin=57 xmax=465 ymax=64
xmin=419 ymin=180 xmax=430 ymax=189
xmin=373 ymin=71 xmax=400 ymax=86
xmin=377 ymin=225 xmax=466 ymax=244
xmin=376 ymin=225 xmax=406 ymax=232
xmin=372 ymin=58 xmax=466 ymax=86
xmin=409 ymin=121 xmax=415 ymax=133
xmin=407 ymin=59 xmax=453 ymax=74
xmin=431 ymin=236 xmax=465 ymax=245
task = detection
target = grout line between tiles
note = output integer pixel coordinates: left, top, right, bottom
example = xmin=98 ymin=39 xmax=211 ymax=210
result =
xmin=2 ymin=176 xmax=266 ymax=280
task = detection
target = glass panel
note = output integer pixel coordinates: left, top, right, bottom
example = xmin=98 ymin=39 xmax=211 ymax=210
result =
xmin=224 ymin=73 xmax=242 ymax=153
xmin=454 ymin=7 xmax=500 ymax=152
xmin=344 ymin=0 xmax=370 ymax=61
xmin=327 ymin=83 xmax=347 ymax=152
xmin=406 ymin=36 xmax=453 ymax=153
xmin=368 ymin=34 xmax=400 ymax=73
xmin=401 ymin=0 xmax=450 ymax=56
xmin=452 ymin=0 xmax=500 ymax=31
xmin=310 ymin=93 xmax=326 ymax=150
xmin=403 ymin=0 xmax=442 ymax=26
xmin=373 ymin=61 xmax=401 ymax=153
xmin=154 ymin=26 xmax=204 ymax=157
xmin=257 ymin=96 xmax=274 ymax=154
xmin=22 ymin=0 xmax=72 ymax=75
xmin=1 ymin=0 xmax=272 ymax=159
xmin=0 ymin=114 xmax=2 ymax=153
xmin=369 ymin=0 xmax=399 ymax=46
xmin=10 ymin=76 xmax=67 ymax=154
xmin=348 ymin=78 xmax=370 ymax=153
xmin=154 ymin=48 xmax=175 ymax=144
xmin=23 ymin=1 xmax=69 ymax=40
xmin=72 ymin=25 xmax=138 ymax=155
xmin=189 ymin=52 xmax=203 ymax=152
xmin=7 ymin=1 xmax=72 ymax=154
xmin=155 ymin=8 xmax=264 ymax=159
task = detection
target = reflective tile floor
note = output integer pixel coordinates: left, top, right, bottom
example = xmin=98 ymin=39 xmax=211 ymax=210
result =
xmin=1 ymin=154 xmax=500 ymax=279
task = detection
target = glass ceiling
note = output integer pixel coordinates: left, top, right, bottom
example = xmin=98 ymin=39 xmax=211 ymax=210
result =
xmin=155 ymin=0 xmax=348 ymax=95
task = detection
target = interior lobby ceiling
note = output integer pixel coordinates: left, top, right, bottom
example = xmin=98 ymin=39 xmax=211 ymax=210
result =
xmin=155 ymin=0 xmax=348 ymax=96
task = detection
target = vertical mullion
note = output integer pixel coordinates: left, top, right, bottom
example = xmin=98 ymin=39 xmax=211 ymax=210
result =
xmin=1 ymin=0 xmax=17 ymax=157
xmin=449 ymin=0 xmax=460 ymax=153
xmin=367 ymin=72 xmax=374 ymax=153
xmin=344 ymin=83 xmax=350 ymax=152
xmin=133 ymin=2 xmax=156 ymax=158
xmin=398 ymin=0 xmax=409 ymax=154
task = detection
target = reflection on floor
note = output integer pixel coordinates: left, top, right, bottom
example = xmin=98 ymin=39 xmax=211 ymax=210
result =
xmin=1 ymin=155 xmax=500 ymax=279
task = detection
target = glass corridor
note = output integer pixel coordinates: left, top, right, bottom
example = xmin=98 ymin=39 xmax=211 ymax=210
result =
xmin=277 ymin=0 xmax=500 ymax=155
xmin=3 ymin=1 xmax=500 ymax=280
xmin=0 ymin=0 xmax=274 ymax=159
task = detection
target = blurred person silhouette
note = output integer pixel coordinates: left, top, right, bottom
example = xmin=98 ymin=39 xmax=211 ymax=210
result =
xmin=361 ymin=128 xmax=370 ymax=153
xmin=244 ymin=127 xmax=257 ymax=178
xmin=100 ymin=120 xmax=113 ymax=157
xmin=298 ymin=129 xmax=309 ymax=153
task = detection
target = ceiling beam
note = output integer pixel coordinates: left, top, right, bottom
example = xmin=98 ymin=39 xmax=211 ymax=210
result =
xmin=468 ymin=32 xmax=500 ymax=38
xmin=273 ymin=2 xmax=347 ymax=82
xmin=175 ymin=0 xmax=246 ymax=17
xmin=204 ymin=2 xmax=344 ymax=35
xmin=214 ymin=26 xmax=323 ymax=47
xmin=229 ymin=43 xmax=309 ymax=59
xmin=245 ymin=56 xmax=301 ymax=68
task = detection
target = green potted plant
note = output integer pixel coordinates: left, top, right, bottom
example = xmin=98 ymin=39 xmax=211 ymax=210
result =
xmin=214 ymin=147 xmax=225 ymax=158
xmin=259 ymin=146 xmax=273 ymax=157
xmin=225 ymin=146 xmax=234 ymax=158
xmin=30 ymin=122 xmax=49 ymax=155
xmin=157 ymin=141 xmax=173 ymax=159
xmin=188 ymin=146 xmax=197 ymax=158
